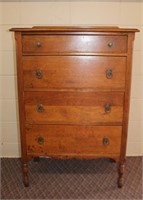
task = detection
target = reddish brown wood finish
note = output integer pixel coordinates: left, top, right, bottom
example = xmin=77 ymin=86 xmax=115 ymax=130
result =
xmin=24 ymin=91 xmax=124 ymax=105
xmin=23 ymin=56 xmax=126 ymax=90
xmin=10 ymin=26 xmax=139 ymax=187
xmin=15 ymin=33 xmax=29 ymax=186
xmin=22 ymin=35 xmax=127 ymax=53
xmin=26 ymin=125 xmax=122 ymax=155
xmin=24 ymin=92 xmax=124 ymax=125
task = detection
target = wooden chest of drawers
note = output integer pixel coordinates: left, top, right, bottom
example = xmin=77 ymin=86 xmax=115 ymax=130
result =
xmin=10 ymin=26 xmax=138 ymax=187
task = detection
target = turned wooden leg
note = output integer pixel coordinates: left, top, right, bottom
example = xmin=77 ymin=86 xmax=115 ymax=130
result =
xmin=117 ymin=161 xmax=125 ymax=188
xmin=22 ymin=162 xmax=29 ymax=187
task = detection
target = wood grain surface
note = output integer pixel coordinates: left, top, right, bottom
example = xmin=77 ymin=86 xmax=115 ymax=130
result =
xmin=26 ymin=125 xmax=122 ymax=155
xmin=23 ymin=56 xmax=126 ymax=90
xmin=22 ymin=35 xmax=127 ymax=53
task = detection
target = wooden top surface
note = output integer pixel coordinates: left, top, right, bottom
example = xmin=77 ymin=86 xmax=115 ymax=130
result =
xmin=10 ymin=26 xmax=139 ymax=33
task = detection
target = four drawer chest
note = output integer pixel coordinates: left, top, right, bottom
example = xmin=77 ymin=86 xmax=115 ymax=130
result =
xmin=10 ymin=26 xmax=139 ymax=187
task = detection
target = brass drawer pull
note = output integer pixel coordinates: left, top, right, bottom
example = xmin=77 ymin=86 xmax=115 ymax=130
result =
xmin=35 ymin=41 xmax=42 ymax=48
xmin=108 ymin=42 xmax=113 ymax=48
xmin=103 ymin=137 xmax=110 ymax=145
xmin=37 ymin=103 xmax=44 ymax=112
xmin=37 ymin=136 xmax=44 ymax=145
xmin=106 ymin=69 xmax=113 ymax=79
xmin=36 ymin=69 xmax=43 ymax=79
xmin=104 ymin=103 xmax=111 ymax=113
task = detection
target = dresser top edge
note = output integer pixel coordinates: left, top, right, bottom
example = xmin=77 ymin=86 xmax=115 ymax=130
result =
xmin=9 ymin=26 xmax=139 ymax=33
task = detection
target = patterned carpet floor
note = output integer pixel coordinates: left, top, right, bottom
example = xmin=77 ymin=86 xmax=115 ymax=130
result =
xmin=1 ymin=157 xmax=143 ymax=199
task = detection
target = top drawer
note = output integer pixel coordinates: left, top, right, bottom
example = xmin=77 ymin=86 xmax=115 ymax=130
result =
xmin=22 ymin=35 xmax=127 ymax=54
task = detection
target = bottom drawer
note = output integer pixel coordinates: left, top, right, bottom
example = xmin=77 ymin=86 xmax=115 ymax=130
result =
xmin=26 ymin=125 xmax=122 ymax=157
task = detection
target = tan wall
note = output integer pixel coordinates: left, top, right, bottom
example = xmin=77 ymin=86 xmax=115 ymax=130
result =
xmin=0 ymin=1 xmax=143 ymax=157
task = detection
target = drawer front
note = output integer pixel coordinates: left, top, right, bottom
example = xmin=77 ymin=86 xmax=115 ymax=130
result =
xmin=26 ymin=125 xmax=122 ymax=156
xmin=22 ymin=35 xmax=127 ymax=54
xmin=23 ymin=56 xmax=126 ymax=90
xmin=25 ymin=92 xmax=124 ymax=124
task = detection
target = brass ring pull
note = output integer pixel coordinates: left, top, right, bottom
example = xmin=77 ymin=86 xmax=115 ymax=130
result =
xmin=37 ymin=136 xmax=44 ymax=145
xmin=35 ymin=41 xmax=42 ymax=48
xmin=104 ymin=103 xmax=111 ymax=113
xmin=108 ymin=42 xmax=113 ymax=48
xmin=37 ymin=103 xmax=44 ymax=112
xmin=35 ymin=69 xmax=43 ymax=79
xmin=106 ymin=69 xmax=113 ymax=79
xmin=103 ymin=137 xmax=110 ymax=145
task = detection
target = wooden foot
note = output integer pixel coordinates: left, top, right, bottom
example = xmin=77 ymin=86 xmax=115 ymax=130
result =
xmin=117 ymin=162 xmax=125 ymax=188
xmin=22 ymin=163 xmax=29 ymax=187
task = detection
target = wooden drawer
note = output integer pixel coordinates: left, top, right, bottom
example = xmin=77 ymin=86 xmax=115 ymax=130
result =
xmin=22 ymin=35 xmax=127 ymax=54
xmin=26 ymin=125 xmax=122 ymax=156
xmin=23 ymin=56 xmax=126 ymax=90
xmin=25 ymin=91 xmax=124 ymax=125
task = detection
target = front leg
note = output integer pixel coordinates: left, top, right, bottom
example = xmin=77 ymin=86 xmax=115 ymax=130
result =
xmin=117 ymin=161 xmax=125 ymax=188
xmin=22 ymin=162 xmax=29 ymax=187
